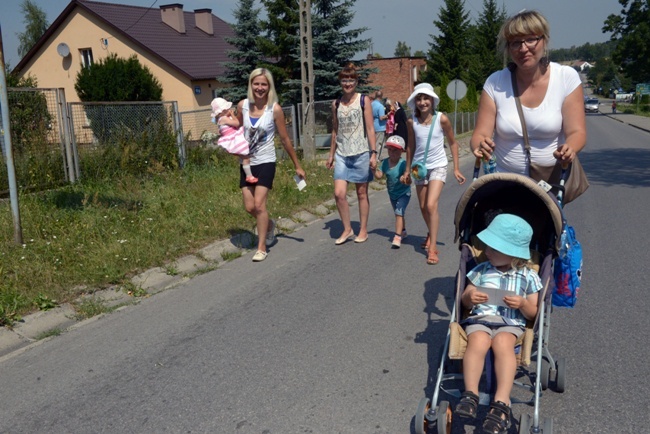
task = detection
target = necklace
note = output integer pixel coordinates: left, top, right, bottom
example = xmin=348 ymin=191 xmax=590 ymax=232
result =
xmin=419 ymin=113 xmax=434 ymax=125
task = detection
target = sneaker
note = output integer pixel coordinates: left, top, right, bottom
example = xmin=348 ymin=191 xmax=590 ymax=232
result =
xmin=401 ymin=229 xmax=408 ymax=239
xmin=252 ymin=250 xmax=267 ymax=262
xmin=266 ymin=219 xmax=276 ymax=246
xmin=391 ymin=234 xmax=402 ymax=249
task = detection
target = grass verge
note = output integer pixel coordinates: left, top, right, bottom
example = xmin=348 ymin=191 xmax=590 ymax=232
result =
xmin=1 ymin=152 xmax=335 ymax=326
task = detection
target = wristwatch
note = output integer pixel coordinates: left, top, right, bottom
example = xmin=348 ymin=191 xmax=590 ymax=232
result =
xmin=370 ymin=150 xmax=378 ymax=155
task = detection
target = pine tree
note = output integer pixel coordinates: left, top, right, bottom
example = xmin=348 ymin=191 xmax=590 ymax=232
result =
xmin=17 ymin=0 xmax=48 ymax=58
xmin=283 ymin=0 xmax=374 ymax=103
xmin=219 ymin=0 xmax=264 ymax=103
xmin=424 ymin=0 xmax=472 ymax=87
xmin=259 ymin=0 xmax=300 ymax=98
xmin=468 ymin=0 xmax=507 ymax=90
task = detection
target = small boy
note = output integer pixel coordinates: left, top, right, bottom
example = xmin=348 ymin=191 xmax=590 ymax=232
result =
xmin=374 ymin=135 xmax=411 ymax=248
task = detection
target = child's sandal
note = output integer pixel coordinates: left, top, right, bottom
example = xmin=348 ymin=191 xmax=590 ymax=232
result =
xmin=454 ymin=391 xmax=479 ymax=419
xmin=482 ymin=401 xmax=511 ymax=434
xmin=427 ymin=249 xmax=439 ymax=265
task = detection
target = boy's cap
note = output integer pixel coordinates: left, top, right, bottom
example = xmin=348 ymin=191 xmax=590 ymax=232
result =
xmin=385 ymin=135 xmax=405 ymax=150
xmin=210 ymin=97 xmax=232 ymax=118
xmin=477 ymin=213 xmax=533 ymax=260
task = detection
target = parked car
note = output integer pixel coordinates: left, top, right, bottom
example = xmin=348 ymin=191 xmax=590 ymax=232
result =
xmin=584 ymin=98 xmax=600 ymax=113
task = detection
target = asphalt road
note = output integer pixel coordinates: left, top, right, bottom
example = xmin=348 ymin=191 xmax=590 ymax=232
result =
xmin=1 ymin=113 xmax=649 ymax=433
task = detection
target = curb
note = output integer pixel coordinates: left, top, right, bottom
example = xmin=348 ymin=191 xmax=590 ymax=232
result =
xmin=0 ymin=143 xmax=475 ymax=360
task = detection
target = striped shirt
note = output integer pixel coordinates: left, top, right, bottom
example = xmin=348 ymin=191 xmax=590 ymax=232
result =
xmin=466 ymin=262 xmax=542 ymax=327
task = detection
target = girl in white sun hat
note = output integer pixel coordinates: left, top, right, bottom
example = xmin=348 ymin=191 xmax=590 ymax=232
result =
xmin=401 ymin=82 xmax=466 ymax=265
xmin=211 ymin=97 xmax=258 ymax=184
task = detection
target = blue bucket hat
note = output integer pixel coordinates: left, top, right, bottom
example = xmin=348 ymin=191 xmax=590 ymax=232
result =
xmin=477 ymin=214 xmax=533 ymax=260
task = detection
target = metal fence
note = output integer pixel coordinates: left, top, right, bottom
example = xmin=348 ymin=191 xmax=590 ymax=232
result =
xmin=66 ymin=101 xmax=183 ymax=177
xmin=1 ymin=88 xmax=71 ymax=194
xmin=2 ymin=86 xmax=475 ymax=194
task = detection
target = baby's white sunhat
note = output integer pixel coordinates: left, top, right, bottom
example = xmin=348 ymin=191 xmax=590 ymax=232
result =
xmin=210 ymin=97 xmax=232 ymax=118
xmin=407 ymin=83 xmax=440 ymax=111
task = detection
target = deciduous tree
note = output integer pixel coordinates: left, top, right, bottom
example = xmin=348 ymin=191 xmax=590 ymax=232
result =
xmin=16 ymin=0 xmax=48 ymax=58
xmin=394 ymin=41 xmax=411 ymax=57
xmin=603 ymin=0 xmax=650 ymax=83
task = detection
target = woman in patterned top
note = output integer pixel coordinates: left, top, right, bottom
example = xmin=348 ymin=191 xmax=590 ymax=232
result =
xmin=327 ymin=63 xmax=378 ymax=245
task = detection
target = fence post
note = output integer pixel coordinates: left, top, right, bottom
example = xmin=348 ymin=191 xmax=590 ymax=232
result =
xmin=57 ymin=88 xmax=76 ymax=183
xmin=0 ymin=25 xmax=23 ymax=244
xmin=171 ymin=101 xmax=185 ymax=168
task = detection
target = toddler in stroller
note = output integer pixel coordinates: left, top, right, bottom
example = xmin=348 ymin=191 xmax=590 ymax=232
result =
xmin=414 ymin=173 xmax=565 ymax=434
xmin=454 ymin=213 xmax=542 ymax=434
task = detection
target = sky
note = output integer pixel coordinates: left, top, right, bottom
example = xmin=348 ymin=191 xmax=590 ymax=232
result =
xmin=1 ymin=0 xmax=622 ymax=69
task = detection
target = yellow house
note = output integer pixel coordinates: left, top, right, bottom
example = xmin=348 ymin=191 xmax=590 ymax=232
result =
xmin=13 ymin=0 xmax=235 ymax=111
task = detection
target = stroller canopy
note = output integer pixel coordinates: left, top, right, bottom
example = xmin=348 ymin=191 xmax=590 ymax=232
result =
xmin=454 ymin=173 xmax=564 ymax=252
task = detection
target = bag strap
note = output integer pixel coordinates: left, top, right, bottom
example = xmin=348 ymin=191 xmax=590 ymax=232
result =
xmin=509 ymin=64 xmax=532 ymax=163
xmin=420 ymin=111 xmax=438 ymax=164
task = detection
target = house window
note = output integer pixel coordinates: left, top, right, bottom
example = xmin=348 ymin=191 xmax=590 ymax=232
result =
xmin=80 ymin=49 xmax=94 ymax=68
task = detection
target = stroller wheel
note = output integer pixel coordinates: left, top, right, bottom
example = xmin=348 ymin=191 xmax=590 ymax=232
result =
xmin=540 ymin=358 xmax=550 ymax=390
xmin=555 ymin=358 xmax=567 ymax=393
xmin=543 ymin=417 xmax=554 ymax=433
xmin=436 ymin=401 xmax=452 ymax=434
xmin=415 ymin=397 xmax=431 ymax=434
xmin=518 ymin=413 xmax=531 ymax=434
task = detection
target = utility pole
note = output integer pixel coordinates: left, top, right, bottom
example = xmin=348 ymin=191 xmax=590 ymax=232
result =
xmin=0 ymin=23 xmax=23 ymax=245
xmin=299 ymin=0 xmax=315 ymax=160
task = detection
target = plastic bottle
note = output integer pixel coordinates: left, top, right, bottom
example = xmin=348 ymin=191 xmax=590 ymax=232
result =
xmin=483 ymin=154 xmax=497 ymax=174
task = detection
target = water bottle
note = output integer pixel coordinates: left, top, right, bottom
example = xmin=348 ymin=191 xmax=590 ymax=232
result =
xmin=483 ymin=154 xmax=497 ymax=174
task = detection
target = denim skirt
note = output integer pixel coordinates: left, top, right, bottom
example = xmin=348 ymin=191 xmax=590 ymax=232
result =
xmin=333 ymin=152 xmax=373 ymax=183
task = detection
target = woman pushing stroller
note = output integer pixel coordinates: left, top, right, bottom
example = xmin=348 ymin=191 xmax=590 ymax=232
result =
xmin=455 ymin=213 xmax=542 ymax=434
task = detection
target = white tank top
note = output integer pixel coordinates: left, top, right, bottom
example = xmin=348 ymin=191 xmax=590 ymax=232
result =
xmin=242 ymin=99 xmax=276 ymax=165
xmin=412 ymin=113 xmax=447 ymax=169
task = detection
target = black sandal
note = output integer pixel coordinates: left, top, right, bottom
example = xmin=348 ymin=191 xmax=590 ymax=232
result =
xmin=455 ymin=391 xmax=479 ymax=419
xmin=482 ymin=401 xmax=511 ymax=434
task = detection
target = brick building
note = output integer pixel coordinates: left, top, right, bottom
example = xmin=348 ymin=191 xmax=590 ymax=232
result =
xmin=366 ymin=56 xmax=428 ymax=105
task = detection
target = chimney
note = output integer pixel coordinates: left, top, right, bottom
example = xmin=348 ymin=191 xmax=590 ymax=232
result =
xmin=160 ymin=3 xmax=185 ymax=34
xmin=194 ymin=9 xmax=213 ymax=35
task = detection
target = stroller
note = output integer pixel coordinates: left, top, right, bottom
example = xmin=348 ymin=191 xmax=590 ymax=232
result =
xmin=414 ymin=172 xmax=567 ymax=434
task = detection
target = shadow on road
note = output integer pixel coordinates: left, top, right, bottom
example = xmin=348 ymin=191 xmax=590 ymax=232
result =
xmin=580 ymin=147 xmax=650 ymax=188
xmin=414 ymin=275 xmax=455 ymax=399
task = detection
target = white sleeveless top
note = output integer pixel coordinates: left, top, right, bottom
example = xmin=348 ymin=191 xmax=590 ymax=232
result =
xmin=412 ymin=113 xmax=448 ymax=169
xmin=483 ymin=62 xmax=581 ymax=174
xmin=242 ymin=99 xmax=276 ymax=165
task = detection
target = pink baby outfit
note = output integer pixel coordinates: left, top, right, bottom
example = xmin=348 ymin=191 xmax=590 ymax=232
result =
xmin=217 ymin=123 xmax=250 ymax=155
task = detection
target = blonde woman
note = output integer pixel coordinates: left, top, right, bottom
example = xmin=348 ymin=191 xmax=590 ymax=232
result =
xmin=236 ymin=68 xmax=305 ymax=262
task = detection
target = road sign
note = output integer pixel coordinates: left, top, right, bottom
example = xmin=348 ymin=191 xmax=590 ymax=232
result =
xmin=446 ymin=79 xmax=467 ymax=100
xmin=636 ymin=83 xmax=650 ymax=95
